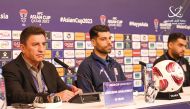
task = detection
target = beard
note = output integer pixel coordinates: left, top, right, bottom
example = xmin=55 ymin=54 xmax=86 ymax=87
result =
xmin=172 ymin=51 xmax=184 ymax=59
xmin=96 ymin=47 xmax=111 ymax=54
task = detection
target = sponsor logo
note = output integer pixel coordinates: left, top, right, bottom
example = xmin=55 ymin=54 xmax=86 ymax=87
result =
xmin=12 ymin=30 xmax=22 ymax=39
xmin=132 ymin=34 xmax=141 ymax=41
xmin=132 ymin=57 xmax=141 ymax=64
xmin=168 ymin=6 xmax=183 ymax=18
xmin=133 ymin=65 xmax=141 ymax=72
xmin=148 ymin=35 xmax=156 ymax=42
xmin=63 ymin=32 xmax=74 ymax=40
xmin=149 ymin=57 xmax=156 ymax=63
xmin=75 ymin=41 xmax=85 ymax=49
xmin=115 ymin=50 xmax=124 ymax=57
xmin=149 ymin=50 xmax=156 ymax=56
xmin=141 ymin=42 xmax=148 ymax=49
xmin=0 ymin=13 xmax=8 ymax=20
xmin=52 ymin=41 xmax=63 ymax=49
xmin=86 ymin=41 xmax=93 ymax=49
xmin=100 ymin=15 xmax=107 ymax=25
xmin=110 ymin=33 xmax=115 ymax=41
xmin=0 ymin=51 xmax=11 ymax=60
xmin=141 ymin=35 xmax=148 ymax=41
xmin=163 ymin=43 xmax=168 ymax=49
xmin=125 ymin=73 xmax=133 ymax=80
xmin=45 ymin=32 xmax=51 ymax=40
xmin=60 ymin=17 xmax=93 ymax=24
xmin=134 ymin=80 xmax=142 ymax=87
xmin=0 ymin=40 xmax=11 ymax=49
xmin=141 ymin=50 xmax=148 ymax=56
xmin=52 ymin=50 xmax=64 ymax=58
xmin=19 ymin=9 xmax=28 ymax=26
xmin=156 ymin=42 xmax=164 ymax=49
xmin=30 ymin=12 xmax=51 ymax=25
xmin=51 ymin=32 xmax=63 ymax=40
xmin=129 ymin=21 xmax=148 ymax=28
xmin=156 ymin=50 xmax=164 ymax=56
xmin=115 ymin=42 xmax=124 ymax=49
xmin=132 ymin=50 xmax=140 ymax=56
xmin=56 ymin=68 xmax=65 ymax=76
xmin=63 ymin=41 xmax=74 ymax=49
xmin=124 ymin=34 xmax=132 ymax=41
xmin=114 ymin=34 xmax=124 ymax=41
xmin=176 ymin=24 xmax=190 ymax=30
xmin=184 ymin=50 xmax=190 ymax=56
xmin=109 ymin=49 xmax=115 ymax=57
xmin=125 ymin=42 xmax=132 ymax=49
xmin=64 ymin=59 xmax=75 ymax=67
xmin=141 ymin=57 xmax=149 ymax=63
xmin=115 ymin=57 xmax=124 ymax=64
xmin=107 ymin=17 xmax=123 ymax=29
xmin=85 ymin=33 xmax=90 ymax=40
xmin=64 ymin=50 xmax=74 ymax=58
xmin=12 ymin=50 xmax=21 ymax=59
xmin=75 ymin=32 xmax=85 ymax=40
xmin=124 ymin=50 xmax=132 ymax=56
xmin=124 ymin=57 xmax=132 ymax=64
xmin=133 ymin=72 xmax=142 ymax=79
xmin=148 ymin=42 xmax=156 ymax=49
xmin=132 ymin=42 xmax=140 ymax=49
xmin=75 ymin=50 xmax=85 ymax=58
xmin=86 ymin=50 xmax=93 ymax=57
xmin=45 ymin=41 xmax=51 ymax=49
xmin=75 ymin=58 xmax=84 ymax=66
xmin=0 ymin=60 xmax=10 ymax=66
xmin=44 ymin=50 xmax=51 ymax=59
xmin=125 ymin=65 xmax=133 ymax=72
xmin=12 ymin=40 xmax=20 ymax=49
xmin=0 ymin=30 xmax=11 ymax=39
xmin=52 ymin=58 xmax=63 ymax=67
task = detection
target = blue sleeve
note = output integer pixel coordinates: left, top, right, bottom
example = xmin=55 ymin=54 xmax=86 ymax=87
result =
xmin=77 ymin=61 xmax=94 ymax=93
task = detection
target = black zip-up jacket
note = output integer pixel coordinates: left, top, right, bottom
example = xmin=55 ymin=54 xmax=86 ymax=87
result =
xmin=77 ymin=52 xmax=126 ymax=93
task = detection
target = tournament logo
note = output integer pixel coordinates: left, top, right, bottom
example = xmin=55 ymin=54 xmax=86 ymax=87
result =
xmin=100 ymin=15 xmax=107 ymax=25
xmin=0 ymin=13 xmax=8 ymax=20
xmin=168 ymin=6 xmax=183 ymax=18
xmin=52 ymin=50 xmax=63 ymax=58
xmin=19 ymin=9 xmax=28 ymax=26
xmin=12 ymin=40 xmax=20 ymax=49
xmin=153 ymin=19 xmax=159 ymax=32
xmin=60 ymin=16 xmax=93 ymax=24
xmin=30 ymin=11 xmax=51 ymax=25
xmin=107 ymin=17 xmax=123 ymax=29
xmin=0 ymin=30 xmax=11 ymax=39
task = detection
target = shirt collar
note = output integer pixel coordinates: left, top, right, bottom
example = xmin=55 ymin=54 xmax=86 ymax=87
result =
xmin=91 ymin=52 xmax=112 ymax=65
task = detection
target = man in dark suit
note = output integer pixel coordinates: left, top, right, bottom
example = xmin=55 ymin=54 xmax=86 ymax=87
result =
xmin=2 ymin=26 xmax=81 ymax=105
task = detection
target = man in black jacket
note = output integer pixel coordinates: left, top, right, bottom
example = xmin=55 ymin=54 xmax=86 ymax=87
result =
xmin=154 ymin=32 xmax=190 ymax=87
xmin=2 ymin=26 xmax=81 ymax=105
xmin=77 ymin=25 xmax=126 ymax=93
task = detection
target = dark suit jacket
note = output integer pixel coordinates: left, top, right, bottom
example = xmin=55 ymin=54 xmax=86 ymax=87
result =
xmin=2 ymin=53 xmax=69 ymax=105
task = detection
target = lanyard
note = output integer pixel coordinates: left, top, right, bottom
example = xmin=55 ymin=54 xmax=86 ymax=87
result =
xmin=96 ymin=61 xmax=117 ymax=82
xmin=31 ymin=74 xmax=47 ymax=93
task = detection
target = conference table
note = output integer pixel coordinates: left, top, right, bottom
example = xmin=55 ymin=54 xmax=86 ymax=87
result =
xmin=7 ymin=87 xmax=190 ymax=109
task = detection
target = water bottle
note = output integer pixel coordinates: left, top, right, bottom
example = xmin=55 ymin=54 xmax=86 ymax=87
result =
xmin=0 ymin=68 xmax=6 ymax=109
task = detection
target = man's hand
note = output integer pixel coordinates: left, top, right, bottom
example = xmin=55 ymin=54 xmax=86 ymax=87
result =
xmin=70 ymin=85 xmax=83 ymax=95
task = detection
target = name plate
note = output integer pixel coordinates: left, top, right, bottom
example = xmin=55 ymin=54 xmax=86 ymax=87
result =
xmin=103 ymin=80 xmax=133 ymax=107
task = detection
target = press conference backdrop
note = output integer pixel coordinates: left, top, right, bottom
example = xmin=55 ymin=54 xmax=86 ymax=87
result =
xmin=0 ymin=0 xmax=190 ymax=91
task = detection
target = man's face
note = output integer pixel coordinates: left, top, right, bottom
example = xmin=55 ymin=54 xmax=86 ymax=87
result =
xmin=92 ymin=32 xmax=112 ymax=54
xmin=169 ymin=38 xmax=187 ymax=59
xmin=20 ymin=34 xmax=46 ymax=64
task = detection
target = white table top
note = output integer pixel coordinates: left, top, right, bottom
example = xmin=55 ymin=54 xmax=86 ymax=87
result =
xmin=7 ymin=87 xmax=190 ymax=109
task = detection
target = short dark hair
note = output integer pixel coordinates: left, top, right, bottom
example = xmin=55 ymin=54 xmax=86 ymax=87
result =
xmin=89 ymin=25 xmax=110 ymax=40
xmin=20 ymin=26 xmax=46 ymax=44
xmin=168 ymin=32 xmax=186 ymax=44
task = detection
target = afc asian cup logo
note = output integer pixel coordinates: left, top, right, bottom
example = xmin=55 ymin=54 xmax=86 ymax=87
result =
xmin=100 ymin=15 xmax=107 ymax=25
xmin=153 ymin=18 xmax=159 ymax=32
xmin=19 ymin=9 xmax=28 ymax=26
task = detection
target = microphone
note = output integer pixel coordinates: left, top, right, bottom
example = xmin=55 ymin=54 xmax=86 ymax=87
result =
xmin=139 ymin=61 xmax=146 ymax=67
xmin=53 ymin=58 xmax=100 ymax=103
